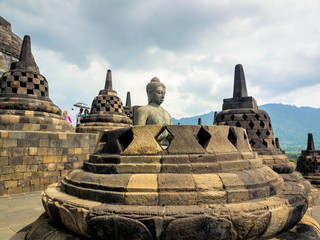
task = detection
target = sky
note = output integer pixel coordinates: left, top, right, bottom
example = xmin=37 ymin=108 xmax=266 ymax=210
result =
xmin=1 ymin=0 xmax=320 ymax=121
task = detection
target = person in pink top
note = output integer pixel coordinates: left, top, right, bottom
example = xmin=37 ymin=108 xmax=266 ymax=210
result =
xmin=63 ymin=109 xmax=72 ymax=126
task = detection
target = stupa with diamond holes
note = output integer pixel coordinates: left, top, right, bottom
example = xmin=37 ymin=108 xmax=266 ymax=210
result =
xmin=214 ymin=64 xmax=295 ymax=173
xmin=76 ymin=69 xmax=132 ymax=133
xmin=297 ymin=133 xmax=320 ymax=187
xmin=25 ymin=124 xmax=320 ymax=239
xmin=0 ymin=35 xmax=72 ymax=132
xmin=123 ymin=91 xmax=133 ymax=120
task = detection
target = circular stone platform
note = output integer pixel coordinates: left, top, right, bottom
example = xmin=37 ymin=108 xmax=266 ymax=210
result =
xmin=27 ymin=125 xmax=315 ymax=239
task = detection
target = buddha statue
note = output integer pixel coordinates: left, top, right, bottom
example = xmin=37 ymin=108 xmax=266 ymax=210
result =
xmin=134 ymin=77 xmax=172 ymax=148
xmin=134 ymin=77 xmax=172 ymax=125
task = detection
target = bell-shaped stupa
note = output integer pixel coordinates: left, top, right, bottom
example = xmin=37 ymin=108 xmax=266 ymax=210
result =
xmin=214 ymin=64 xmax=295 ymax=173
xmin=0 ymin=35 xmax=72 ymax=132
xmin=123 ymin=91 xmax=133 ymax=119
xmin=297 ymin=133 xmax=320 ymax=187
xmin=26 ymin=124 xmax=317 ymax=239
xmin=76 ymin=69 xmax=132 ymax=133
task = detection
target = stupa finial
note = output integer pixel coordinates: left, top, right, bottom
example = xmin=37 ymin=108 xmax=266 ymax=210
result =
xmin=233 ymin=64 xmax=248 ymax=98
xmin=307 ymin=133 xmax=315 ymax=151
xmin=11 ymin=35 xmax=39 ymax=73
xmin=125 ymin=91 xmax=131 ymax=107
xmin=104 ymin=69 xmax=113 ymax=91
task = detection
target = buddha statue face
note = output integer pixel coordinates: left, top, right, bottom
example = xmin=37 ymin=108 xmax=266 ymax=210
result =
xmin=146 ymin=77 xmax=166 ymax=105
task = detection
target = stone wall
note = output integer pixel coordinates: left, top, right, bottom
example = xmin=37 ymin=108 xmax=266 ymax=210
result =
xmin=0 ymin=130 xmax=98 ymax=195
xmin=0 ymin=17 xmax=22 ymax=75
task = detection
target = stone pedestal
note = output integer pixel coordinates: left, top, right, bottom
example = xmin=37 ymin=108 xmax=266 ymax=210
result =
xmin=25 ymin=125 xmax=319 ymax=239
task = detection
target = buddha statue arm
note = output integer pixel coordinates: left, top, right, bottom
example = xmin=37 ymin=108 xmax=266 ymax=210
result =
xmin=134 ymin=107 xmax=149 ymax=125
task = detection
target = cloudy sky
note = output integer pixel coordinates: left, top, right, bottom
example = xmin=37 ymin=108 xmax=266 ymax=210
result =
xmin=1 ymin=0 xmax=320 ymax=121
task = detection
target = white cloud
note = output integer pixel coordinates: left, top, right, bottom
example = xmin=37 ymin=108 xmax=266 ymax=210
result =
xmin=1 ymin=0 xmax=320 ymax=119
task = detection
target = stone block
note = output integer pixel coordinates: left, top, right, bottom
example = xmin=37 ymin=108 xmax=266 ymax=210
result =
xmin=0 ymin=156 xmax=8 ymax=166
xmin=191 ymin=163 xmax=221 ymax=173
xmin=39 ymin=139 xmax=49 ymax=147
xmin=75 ymin=148 xmax=82 ymax=154
xmin=8 ymin=131 xmax=25 ymax=139
xmin=161 ymin=164 xmax=192 ymax=173
xmin=53 ymin=156 xmax=62 ymax=163
xmin=29 ymin=147 xmax=38 ymax=156
xmin=226 ymin=189 xmax=250 ymax=203
xmin=15 ymin=165 xmax=26 ymax=172
xmin=8 ymin=156 xmax=23 ymax=165
xmin=43 ymin=156 xmax=54 ymax=163
xmin=121 ymin=155 xmax=161 ymax=164
xmin=126 ymin=174 xmax=158 ymax=192
xmin=27 ymin=164 xmax=38 ymax=172
xmin=7 ymin=187 xmax=22 ymax=195
xmin=159 ymin=192 xmax=197 ymax=205
xmin=193 ymin=174 xmax=224 ymax=191
xmin=47 ymin=163 xmax=56 ymax=171
xmin=4 ymin=180 xmax=18 ymax=188
xmin=197 ymin=191 xmax=227 ymax=204
xmin=0 ymin=148 xmax=11 ymax=157
xmin=38 ymin=148 xmax=48 ymax=156
xmin=218 ymin=173 xmax=244 ymax=190
xmin=11 ymin=172 xmax=24 ymax=180
xmin=220 ymin=160 xmax=249 ymax=171
xmin=68 ymin=148 xmax=75 ymax=154
xmin=2 ymin=138 xmax=17 ymax=147
xmin=158 ymin=174 xmax=195 ymax=191
xmin=125 ymin=192 xmax=158 ymax=205
xmin=161 ymin=155 xmax=189 ymax=164
xmin=2 ymin=165 xmax=14 ymax=174
xmin=0 ymin=174 xmax=11 ymax=181
xmin=1 ymin=131 xmax=8 ymax=138
xmin=47 ymin=148 xmax=57 ymax=156
xmin=116 ymin=163 xmax=161 ymax=173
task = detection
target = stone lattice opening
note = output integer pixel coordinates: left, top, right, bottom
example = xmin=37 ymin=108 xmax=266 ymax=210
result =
xmin=230 ymin=115 xmax=235 ymax=121
xmin=256 ymin=130 xmax=261 ymax=137
xmin=242 ymin=114 xmax=248 ymax=120
xmin=263 ymin=139 xmax=268 ymax=148
xmin=118 ymin=129 xmax=134 ymax=152
xmin=266 ymin=130 xmax=271 ymax=136
xmin=196 ymin=127 xmax=211 ymax=149
xmin=249 ymin=121 xmax=254 ymax=129
xmin=250 ymin=139 xmax=255 ymax=147
xmin=235 ymin=121 xmax=241 ymax=127
xmin=156 ymin=127 xmax=173 ymax=150
xmin=255 ymin=114 xmax=260 ymax=120
xmin=228 ymin=127 xmax=237 ymax=148
xmin=260 ymin=121 xmax=265 ymax=128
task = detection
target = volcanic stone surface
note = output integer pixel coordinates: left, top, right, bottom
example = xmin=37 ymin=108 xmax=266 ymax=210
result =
xmin=76 ymin=69 xmax=132 ymax=133
xmin=0 ymin=17 xmax=22 ymax=75
xmin=25 ymin=125 xmax=317 ymax=239
xmin=214 ymin=64 xmax=295 ymax=173
xmin=0 ymin=35 xmax=72 ymax=132
xmin=297 ymin=133 xmax=320 ymax=187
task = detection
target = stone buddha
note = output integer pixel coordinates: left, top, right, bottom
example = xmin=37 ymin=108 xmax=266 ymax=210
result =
xmin=134 ymin=77 xmax=172 ymax=125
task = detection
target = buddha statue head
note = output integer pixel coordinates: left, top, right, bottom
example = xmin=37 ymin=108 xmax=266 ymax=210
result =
xmin=146 ymin=77 xmax=166 ymax=105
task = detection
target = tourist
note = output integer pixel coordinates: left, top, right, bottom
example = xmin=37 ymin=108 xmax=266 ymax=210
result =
xmin=82 ymin=109 xmax=89 ymax=118
xmin=62 ymin=109 xmax=72 ymax=126
xmin=76 ymin=108 xmax=83 ymax=127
